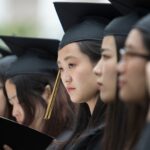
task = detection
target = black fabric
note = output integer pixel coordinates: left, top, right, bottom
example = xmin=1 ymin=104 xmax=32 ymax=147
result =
xmin=135 ymin=123 xmax=150 ymax=150
xmin=54 ymin=2 xmax=121 ymax=32
xmin=0 ymin=47 xmax=11 ymax=58
xmin=59 ymin=18 xmax=108 ymax=49
xmin=0 ymin=55 xmax=17 ymax=73
xmin=65 ymin=99 xmax=106 ymax=150
xmin=0 ymin=117 xmax=53 ymax=150
xmin=0 ymin=36 xmax=59 ymax=77
xmin=69 ymin=125 xmax=104 ymax=150
xmin=109 ymin=0 xmax=150 ymax=15
xmin=46 ymin=100 xmax=106 ymax=150
xmin=135 ymin=14 xmax=150 ymax=34
xmin=54 ymin=2 xmax=121 ymax=49
xmin=104 ymin=10 xmax=149 ymax=37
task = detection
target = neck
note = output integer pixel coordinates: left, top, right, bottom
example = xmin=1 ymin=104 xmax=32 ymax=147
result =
xmin=86 ymin=95 xmax=98 ymax=115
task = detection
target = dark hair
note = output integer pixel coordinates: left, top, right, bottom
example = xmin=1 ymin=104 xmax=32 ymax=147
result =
xmin=124 ymin=102 xmax=149 ymax=150
xmin=8 ymin=73 xmax=76 ymax=137
xmin=77 ymin=40 xmax=101 ymax=63
xmin=57 ymin=40 xmax=106 ymax=149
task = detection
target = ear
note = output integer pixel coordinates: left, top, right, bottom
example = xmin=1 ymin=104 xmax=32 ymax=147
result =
xmin=42 ymin=85 xmax=52 ymax=103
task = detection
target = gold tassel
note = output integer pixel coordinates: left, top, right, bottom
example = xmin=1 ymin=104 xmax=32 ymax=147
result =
xmin=44 ymin=70 xmax=61 ymax=120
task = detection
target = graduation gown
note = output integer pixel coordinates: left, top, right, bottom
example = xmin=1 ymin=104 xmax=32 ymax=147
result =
xmin=46 ymin=99 xmax=106 ymax=150
xmin=67 ymin=124 xmax=104 ymax=150
xmin=135 ymin=123 xmax=150 ymax=150
xmin=64 ymin=99 xmax=105 ymax=150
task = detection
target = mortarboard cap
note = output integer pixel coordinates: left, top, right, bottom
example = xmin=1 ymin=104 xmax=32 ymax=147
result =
xmin=0 ymin=46 xmax=17 ymax=75
xmin=104 ymin=11 xmax=149 ymax=37
xmin=0 ymin=47 xmax=11 ymax=58
xmin=109 ymin=0 xmax=150 ymax=15
xmin=134 ymin=14 xmax=150 ymax=34
xmin=0 ymin=36 xmax=60 ymax=77
xmin=0 ymin=36 xmax=61 ymax=121
xmin=54 ymin=2 xmax=121 ymax=49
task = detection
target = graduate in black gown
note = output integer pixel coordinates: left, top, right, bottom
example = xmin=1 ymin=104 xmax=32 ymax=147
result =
xmin=47 ymin=2 xmax=120 ymax=150
xmin=1 ymin=36 xmax=76 ymax=138
xmin=93 ymin=1 xmax=149 ymax=148
xmin=117 ymin=12 xmax=150 ymax=150
xmin=123 ymin=14 xmax=150 ymax=150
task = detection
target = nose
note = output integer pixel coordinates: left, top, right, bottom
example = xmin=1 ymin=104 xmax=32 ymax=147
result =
xmin=61 ymin=70 xmax=72 ymax=84
xmin=117 ymin=59 xmax=126 ymax=75
xmin=93 ymin=60 xmax=102 ymax=76
xmin=12 ymin=106 xmax=18 ymax=119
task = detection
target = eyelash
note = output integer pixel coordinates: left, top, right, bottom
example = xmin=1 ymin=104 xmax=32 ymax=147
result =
xmin=68 ymin=63 xmax=76 ymax=69
xmin=58 ymin=63 xmax=76 ymax=72
xmin=101 ymin=54 xmax=110 ymax=59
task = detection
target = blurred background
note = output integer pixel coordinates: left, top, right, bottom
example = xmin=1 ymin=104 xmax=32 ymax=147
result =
xmin=0 ymin=0 xmax=109 ymax=49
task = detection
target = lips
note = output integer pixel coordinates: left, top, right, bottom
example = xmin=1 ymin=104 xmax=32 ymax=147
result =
xmin=118 ymin=77 xmax=126 ymax=88
xmin=97 ymin=81 xmax=103 ymax=90
xmin=66 ymin=87 xmax=76 ymax=93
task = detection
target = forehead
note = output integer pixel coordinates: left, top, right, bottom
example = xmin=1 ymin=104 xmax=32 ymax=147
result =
xmin=102 ymin=35 xmax=117 ymax=52
xmin=125 ymin=29 xmax=145 ymax=51
xmin=5 ymin=80 xmax=16 ymax=92
xmin=58 ymin=43 xmax=84 ymax=60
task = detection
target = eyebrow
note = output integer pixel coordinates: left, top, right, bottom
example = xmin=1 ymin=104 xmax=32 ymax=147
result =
xmin=57 ymin=56 xmax=77 ymax=65
xmin=100 ymin=48 xmax=110 ymax=53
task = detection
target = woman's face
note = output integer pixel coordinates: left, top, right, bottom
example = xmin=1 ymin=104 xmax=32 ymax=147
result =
xmin=57 ymin=42 xmax=98 ymax=104
xmin=5 ymin=79 xmax=25 ymax=124
xmin=0 ymin=83 xmax=8 ymax=117
xmin=94 ymin=36 xmax=117 ymax=103
xmin=118 ymin=29 xmax=149 ymax=103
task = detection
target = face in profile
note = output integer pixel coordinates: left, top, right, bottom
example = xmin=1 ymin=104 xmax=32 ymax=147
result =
xmin=94 ymin=36 xmax=117 ymax=103
xmin=146 ymin=62 xmax=150 ymax=96
xmin=5 ymin=79 xmax=25 ymax=124
xmin=57 ymin=42 xmax=98 ymax=104
xmin=0 ymin=83 xmax=8 ymax=117
xmin=118 ymin=29 xmax=149 ymax=103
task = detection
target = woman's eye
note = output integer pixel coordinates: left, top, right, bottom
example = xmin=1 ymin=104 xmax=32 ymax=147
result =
xmin=68 ymin=63 xmax=76 ymax=69
xmin=102 ymin=54 xmax=110 ymax=59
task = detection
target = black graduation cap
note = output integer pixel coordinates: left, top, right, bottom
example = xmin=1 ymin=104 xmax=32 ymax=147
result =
xmin=109 ymin=0 xmax=150 ymax=15
xmin=0 ymin=47 xmax=11 ymax=58
xmin=135 ymin=14 xmax=150 ymax=34
xmin=54 ymin=2 xmax=121 ymax=32
xmin=104 ymin=11 xmax=149 ymax=37
xmin=54 ymin=2 xmax=121 ymax=48
xmin=0 ymin=36 xmax=60 ymax=77
xmin=0 ymin=46 xmax=17 ymax=75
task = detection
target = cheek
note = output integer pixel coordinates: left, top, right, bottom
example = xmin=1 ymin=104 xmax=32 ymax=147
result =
xmin=0 ymin=91 xmax=7 ymax=114
xmin=127 ymin=60 xmax=146 ymax=80
xmin=124 ymin=60 xmax=147 ymax=101
xmin=73 ymin=67 xmax=91 ymax=82
xmin=104 ymin=61 xmax=117 ymax=81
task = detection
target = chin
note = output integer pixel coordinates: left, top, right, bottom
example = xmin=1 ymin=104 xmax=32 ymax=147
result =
xmin=70 ymin=97 xmax=79 ymax=103
xmin=71 ymin=97 xmax=84 ymax=104
xmin=119 ymin=90 xmax=132 ymax=102
xmin=101 ymin=94 xmax=111 ymax=103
